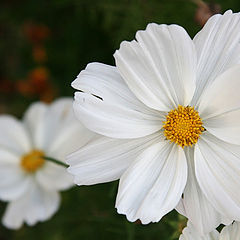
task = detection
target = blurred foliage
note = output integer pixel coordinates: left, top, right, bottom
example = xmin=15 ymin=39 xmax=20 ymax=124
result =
xmin=0 ymin=0 xmax=240 ymax=239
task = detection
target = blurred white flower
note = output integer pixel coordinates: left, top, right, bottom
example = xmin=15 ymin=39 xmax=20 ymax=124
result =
xmin=0 ymin=98 xmax=94 ymax=229
xmin=179 ymin=221 xmax=240 ymax=240
xmin=68 ymin=10 xmax=240 ymax=235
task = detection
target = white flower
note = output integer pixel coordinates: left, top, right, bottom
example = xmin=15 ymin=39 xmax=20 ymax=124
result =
xmin=179 ymin=221 xmax=240 ymax=240
xmin=68 ymin=10 xmax=240 ymax=235
xmin=0 ymin=98 xmax=94 ymax=229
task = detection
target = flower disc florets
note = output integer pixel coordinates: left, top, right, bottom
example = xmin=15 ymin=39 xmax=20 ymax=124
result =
xmin=21 ymin=150 xmax=45 ymax=172
xmin=163 ymin=105 xmax=204 ymax=148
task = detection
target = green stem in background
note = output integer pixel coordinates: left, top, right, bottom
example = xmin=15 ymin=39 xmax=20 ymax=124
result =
xmin=126 ymin=221 xmax=135 ymax=240
xmin=43 ymin=156 xmax=68 ymax=168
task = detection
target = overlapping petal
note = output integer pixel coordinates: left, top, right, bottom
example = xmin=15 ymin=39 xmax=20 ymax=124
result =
xmin=43 ymin=98 xmax=83 ymax=153
xmin=114 ymin=23 xmax=196 ymax=111
xmin=23 ymin=102 xmax=48 ymax=150
xmin=195 ymin=132 xmax=240 ymax=221
xmin=67 ymin=132 xmax=162 ymax=185
xmin=180 ymin=221 xmax=240 ymax=240
xmin=0 ymin=149 xmax=31 ymax=201
xmin=2 ymin=182 xmax=59 ymax=229
xmin=0 ymin=115 xmax=31 ymax=155
xmin=219 ymin=222 xmax=240 ymax=240
xmin=116 ymin=141 xmax=187 ymax=224
xmin=36 ymin=162 xmax=73 ymax=191
xmin=176 ymin=148 xmax=224 ymax=235
xmin=24 ymin=98 xmax=84 ymax=154
xmin=72 ymin=63 xmax=163 ymax=139
xmin=198 ymin=65 xmax=240 ymax=145
xmin=45 ymin=112 xmax=95 ymax=161
xmin=192 ymin=10 xmax=240 ymax=105
xmin=179 ymin=222 xmax=219 ymax=240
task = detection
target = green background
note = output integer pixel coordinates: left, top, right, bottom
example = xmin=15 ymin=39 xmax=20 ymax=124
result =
xmin=0 ymin=0 xmax=239 ymax=239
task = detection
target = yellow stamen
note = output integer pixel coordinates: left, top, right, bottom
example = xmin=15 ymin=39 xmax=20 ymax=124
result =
xmin=163 ymin=105 xmax=204 ymax=148
xmin=21 ymin=150 xmax=45 ymax=172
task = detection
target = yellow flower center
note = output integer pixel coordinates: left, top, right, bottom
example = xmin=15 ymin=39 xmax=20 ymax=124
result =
xmin=21 ymin=150 xmax=45 ymax=172
xmin=163 ymin=105 xmax=204 ymax=148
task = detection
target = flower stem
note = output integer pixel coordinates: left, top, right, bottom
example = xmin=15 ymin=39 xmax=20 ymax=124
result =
xmin=43 ymin=156 xmax=68 ymax=168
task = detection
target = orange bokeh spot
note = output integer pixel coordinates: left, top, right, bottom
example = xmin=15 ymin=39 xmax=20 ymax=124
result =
xmin=16 ymin=67 xmax=56 ymax=102
xmin=33 ymin=45 xmax=47 ymax=63
xmin=23 ymin=22 xmax=50 ymax=44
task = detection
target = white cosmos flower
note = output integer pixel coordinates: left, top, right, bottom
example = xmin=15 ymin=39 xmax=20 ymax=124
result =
xmin=68 ymin=10 xmax=240 ymax=235
xmin=0 ymin=98 xmax=94 ymax=229
xmin=179 ymin=221 xmax=240 ymax=240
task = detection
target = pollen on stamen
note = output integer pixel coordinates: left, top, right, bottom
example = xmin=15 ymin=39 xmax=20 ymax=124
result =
xmin=21 ymin=150 xmax=45 ymax=173
xmin=163 ymin=105 xmax=204 ymax=148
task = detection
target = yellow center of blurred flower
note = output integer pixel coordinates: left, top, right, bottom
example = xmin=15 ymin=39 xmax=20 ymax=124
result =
xmin=163 ymin=105 xmax=204 ymax=148
xmin=21 ymin=150 xmax=45 ymax=172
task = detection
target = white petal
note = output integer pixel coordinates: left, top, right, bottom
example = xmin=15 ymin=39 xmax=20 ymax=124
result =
xmin=195 ymin=132 xmax=240 ymax=221
xmin=179 ymin=222 xmax=219 ymax=240
xmin=202 ymin=110 xmax=240 ymax=146
xmin=176 ymin=147 xmax=224 ymax=235
xmin=0 ymin=115 xmax=31 ymax=155
xmin=0 ymin=174 xmax=30 ymax=201
xmin=72 ymin=63 xmax=163 ymax=139
xmin=116 ymin=141 xmax=187 ymax=224
xmin=0 ymin=148 xmax=20 ymax=164
xmin=43 ymin=98 xmax=87 ymax=154
xmin=219 ymin=222 xmax=240 ymax=240
xmin=23 ymin=102 xmax=48 ymax=150
xmin=36 ymin=161 xmax=73 ymax=191
xmin=2 ymin=182 xmax=60 ymax=229
xmin=0 ymin=150 xmax=31 ymax=201
xmin=67 ymin=132 xmax=162 ymax=185
xmin=198 ymin=65 xmax=240 ymax=145
xmin=24 ymin=98 xmax=90 ymax=159
xmin=45 ymin=99 xmax=96 ymax=160
xmin=221 ymin=216 xmax=233 ymax=227
xmin=192 ymin=10 xmax=240 ymax=105
xmin=114 ymin=23 xmax=196 ymax=111
xmin=25 ymin=98 xmax=71 ymax=150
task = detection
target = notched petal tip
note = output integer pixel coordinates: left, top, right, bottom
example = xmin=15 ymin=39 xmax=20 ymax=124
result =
xmin=114 ymin=40 xmax=137 ymax=56
xmin=71 ymin=62 xmax=110 ymax=89
xmin=224 ymin=9 xmax=233 ymax=15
